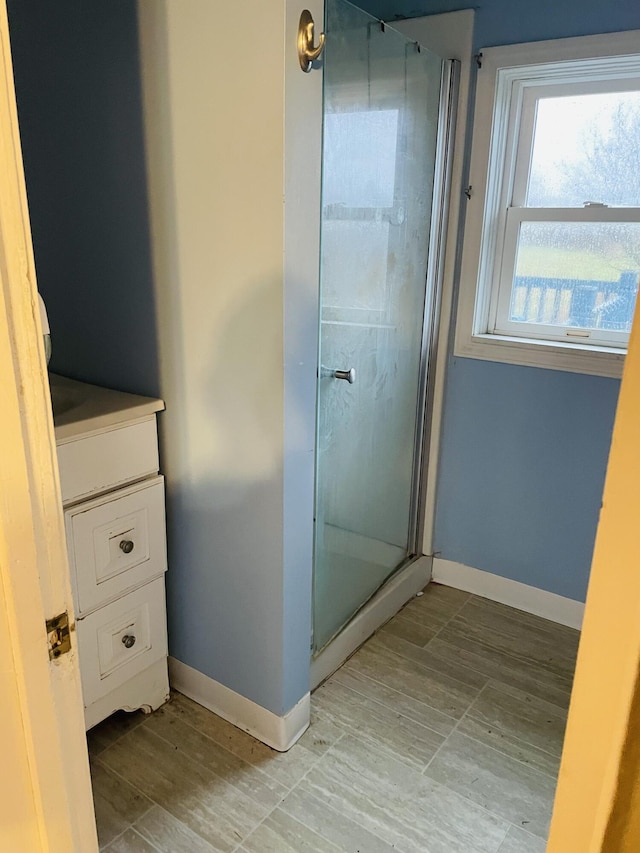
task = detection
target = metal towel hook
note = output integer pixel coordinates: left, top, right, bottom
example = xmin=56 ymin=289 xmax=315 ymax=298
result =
xmin=298 ymin=9 xmax=325 ymax=72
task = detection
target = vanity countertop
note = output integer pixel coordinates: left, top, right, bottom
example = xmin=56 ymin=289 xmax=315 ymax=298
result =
xmin=51 ymin=373 xmax=164 ymax=442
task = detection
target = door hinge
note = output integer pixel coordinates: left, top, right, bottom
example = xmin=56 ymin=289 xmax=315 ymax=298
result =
xmin=46 ymin=611 xmax=72 ymax=660
xmin=474 ymin=52 xmax=483 ymax=69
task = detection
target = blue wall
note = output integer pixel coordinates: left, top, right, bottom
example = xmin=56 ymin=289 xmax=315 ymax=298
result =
xmin=7 ymin=0 xmax=159 ymax=397
xmin=358 ymin=0 xmax=640 ymax=601
xmin=434 ymin=360 xmax=619 ymax=601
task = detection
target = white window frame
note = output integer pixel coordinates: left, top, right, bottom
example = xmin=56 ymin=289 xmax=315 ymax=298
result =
xmin=455 ymin=30 xmax=640 ymax=378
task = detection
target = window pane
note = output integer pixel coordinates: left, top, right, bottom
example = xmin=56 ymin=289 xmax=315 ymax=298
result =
xmin=510 ymin=222 xmax=640 ymax=332
xmin=527 ymin=91 xmax=640 ymax=207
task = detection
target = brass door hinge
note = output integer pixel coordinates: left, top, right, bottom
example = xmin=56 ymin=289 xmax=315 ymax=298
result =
xmin=46 ymin=611 xmax=72 ymax=660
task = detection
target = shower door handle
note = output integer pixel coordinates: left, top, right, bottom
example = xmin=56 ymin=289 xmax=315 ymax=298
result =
xmin=320 ymin=366 xmax=356 ymax=384
xmin=333 ymin=368 xmax=356 ymax=384
xmin=331 ymin=367 xmax=356 ymax=385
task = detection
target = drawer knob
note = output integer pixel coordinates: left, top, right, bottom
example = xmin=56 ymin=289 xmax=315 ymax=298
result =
xmin=121 ymin=634 xmax=136 ymax=649
xmin=119 ymin=539 xmax=135 ymax=554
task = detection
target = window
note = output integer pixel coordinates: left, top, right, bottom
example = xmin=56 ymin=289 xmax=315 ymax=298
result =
xmin=455 ymin=31 xmax=640 ymax=377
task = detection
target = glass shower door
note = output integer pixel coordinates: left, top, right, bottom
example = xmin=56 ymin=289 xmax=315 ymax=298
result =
xmin=313 ymin=0 xmax=444 ymax=653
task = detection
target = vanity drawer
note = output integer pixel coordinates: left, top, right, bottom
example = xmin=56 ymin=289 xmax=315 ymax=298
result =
xmin=66 ymin=477 xmax=167 ymax=616
xmin=57 ymin=418 xmax=159 ymax=505
xmin=76 ymin=577 xmax=167 ymax=707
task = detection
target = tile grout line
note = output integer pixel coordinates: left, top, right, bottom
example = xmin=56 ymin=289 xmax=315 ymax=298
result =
xmin=119 ymin=825 xmax=164 ymax=853
xmin=423 ymin=667 xmax=543 ymax=775
xmin=89 ymin=713 xmax=148 ymax=760
xmin=427 ymin=590 xmax=474 ymax=639
xmin=334 ymin=664 xmax=460 ymax=733
xmin=463 ymin=679 xmax=565 ymax=767
xmin=133 ymin=802 xmax=222 ymax=853
xmin=503 ymin=818 xmax=552 ymax=845
xmin=283 ymin=730 xmax=347 ymax=794
xmin=463 ymin=595 xmax=581 ymax=641
xmin=160 ymin=697 xmax=337 ymax=797
xmin=424 ymin=765 xmax=514 ymax=852
xmin=465 ymin=710 xmax=565 ymax=768
xmin=419 ymin=698 xmax=514 ymax=853
xmin=410 ymin=593 xmax=575 ymax=711
xmin=93 ymin=756 xmax=158 ymax=823
xmin=421 ymin=683 xmax=479 ymax=776
xmin=422 ymin=688 xmax=558 ymax=800
xmin=288 ymin=726 xmax=510 ymax=853
xmin=483 ymin=674 xmax=573 ymax=712
xmin=124 ymin=715 xmax=290 ymax=829
xmin=398 ymin=590 xmax=473 ymax=648
xmin=100 ymin=825 xmax=126 ymax=852
xmin=435 ymin=718 xmax=560 ymax=780
xmin=422 ymin=593 xmax=578 ymax=676
xmin=433 ymin=599 xmax=579 ymax=671
xmin=329 ymin=667 xmax=460 ymax=737
xmin=99 ymin=824 xmax=131 ymax=852
xmin=97 ymin=801 xmax=158 ymax=852
xmin=417 ymin=629 xmax=575 ymax=707
xmin=230 ymin=732 xmax=348 ymax=853
xmin=443 ymin=630 xmax=577 ymax=685
xmin=158 ymin=699 xmax=350 ymax=851
xmin=368 ymin=634 xmax=494 ymax=700
xmin=421 ymin=684 xmax=561 ymax=782
xmin=276 ymin=731 xmax=425 ymax=852
xmin=416 ymin=593 xmax=563 ymax=846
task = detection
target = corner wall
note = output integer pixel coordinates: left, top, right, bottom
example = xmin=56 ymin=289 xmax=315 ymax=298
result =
xmin=137 ymin=0 xmax=322 ymax=717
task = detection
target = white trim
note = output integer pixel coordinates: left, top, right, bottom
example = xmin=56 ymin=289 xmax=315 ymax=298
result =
xmin=392 ymin=11 xmax=474 ymax=555
xmin=432 ymin=557 xmax=584 ymax=630
xmin=455 ymin=28 xmax=640 ymax=378
xmin=310 ymin=555 xmax=432 ymax=689
xmin=168 ymin=658 xmax=310 ymax=752
xmin=455 ymin=331 xmax=626 ymax=377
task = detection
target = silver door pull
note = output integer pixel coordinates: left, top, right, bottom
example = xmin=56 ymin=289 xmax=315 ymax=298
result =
xmin=333 ymin=368 xmax=355 ymax=384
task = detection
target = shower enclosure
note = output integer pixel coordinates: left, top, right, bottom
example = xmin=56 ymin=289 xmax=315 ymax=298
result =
xmin=313 ymin=0 xmax=455 ymax=653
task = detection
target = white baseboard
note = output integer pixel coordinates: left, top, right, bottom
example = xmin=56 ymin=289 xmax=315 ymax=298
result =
xmin=432 ymin=558 xmax=584 ymax=630
xmin=310 ymin=554 xmax=432 ymax=690
xmin=168 ymin=658 xmax=310 ymax=752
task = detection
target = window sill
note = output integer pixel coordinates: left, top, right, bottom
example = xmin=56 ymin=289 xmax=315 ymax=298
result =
xmin=453 ymin=332 xmax=625 ymax=378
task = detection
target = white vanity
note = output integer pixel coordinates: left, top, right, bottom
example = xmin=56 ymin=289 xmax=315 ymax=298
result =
xmin=51 ymin=373 xmax=170 ymax=729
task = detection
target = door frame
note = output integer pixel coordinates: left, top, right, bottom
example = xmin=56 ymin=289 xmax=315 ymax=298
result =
xmin=0 ymin=2 xmax=97 ymax=847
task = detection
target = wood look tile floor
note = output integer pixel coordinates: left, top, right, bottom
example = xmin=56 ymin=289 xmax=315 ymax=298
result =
xmin=89 ymin=585 xmax=579 ymax=852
